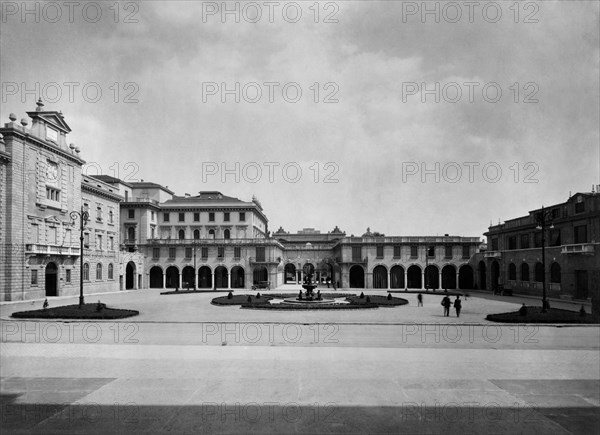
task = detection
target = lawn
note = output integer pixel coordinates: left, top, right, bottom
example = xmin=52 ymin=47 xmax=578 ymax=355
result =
xmin=11 ymin=303 xmax=139 ymax=320
xmin=486 ymin=306 xmax=600 ymax=324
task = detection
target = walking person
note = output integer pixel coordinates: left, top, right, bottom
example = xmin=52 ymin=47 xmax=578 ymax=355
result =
xmin=454 ymin=295 xmax=462 ymax=317
xmin=417 ymin=293 xmax=423 ymax=307
xmin=441 ymin=295 xmax=451 ymax=316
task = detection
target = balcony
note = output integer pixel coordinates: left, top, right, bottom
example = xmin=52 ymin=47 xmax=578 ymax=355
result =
xmin=561 ymin=244 xmax=595 ymax=255
xmin=26 ymin=244 xmax=81 ymax=256
xmin=147 ymin=238 xmax=280 ymax=246
xmin=248 ymin=256 xmax=280 ymax=265
xmin=338 ymin=257 xmax=368 ymax=265
xmin=484 ymin=251 xmax=502 ymax=258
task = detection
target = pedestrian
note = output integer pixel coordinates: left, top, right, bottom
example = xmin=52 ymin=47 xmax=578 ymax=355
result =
xmin=441 ymin=296 xmax=451 ymax=316
xmin=454 ymin=295 xmax=462 ymax=317
xmin=417 ymin=293 xmax=423 ymax=307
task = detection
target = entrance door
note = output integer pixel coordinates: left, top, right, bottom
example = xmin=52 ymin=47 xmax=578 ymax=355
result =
xmin=126 ymin=262 xmax=135 ymax=289
xmin=575 ymin=270 xmax=588 ymax=299
xmin=45 ymin=263 xmax=58 ymax=296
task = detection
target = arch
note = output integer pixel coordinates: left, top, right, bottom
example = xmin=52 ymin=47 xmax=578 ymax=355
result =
xmin=407 ymin=265 xmax=422 ymax=289
xmin=165 ymin=266 xmax=179 ymax=288
xmin=508 ymin=263 xmax=516 ymax=281
xmin=478 ymin=261 xmax=486 ymax=289
xmin=108 ymin=263 xmax=114 ymax=280
xmin=550 ymin=262 xmax=561 ymax=283
xmin=303 ymin=263 xmax=315 ymax=277
xmin=253 ymin=266 xmax=268 ymax=285
xmin=178 ymin=229 xmax=185 ymax=240
xmin=96 ymin=263 xmax=103 ymax=280
xmin=198 ymin=266 xmax=212 ymax=289
xmin=372 ymin=265 xmax=388 ymax=289
xmin=349 ymin=265 xmax=365 ymax=288
xmin=441 ymin=265 xmax=457 ymax=289
xmin=182 ymin=266 xmax=195 ymax=289
xmin=224 ymin=229 xmax=231 ymax=239
xmin=491 ymin=260 xmax=499 ymax=291
xmin=125 ymin=261 xmax=135 ymax=289
xmin=521 ymin=263 xmax=530 ymax=281
xmin=149 ymin=266 xmax=163 ymax=288
xmin=390 ymin=265 xmax=405 ymax=289
xmin=534 ymin=262 xmax=544 ymax=282
xmin=425 ymin=265 xmax=439 ymax=289
xmin=458 ymin=265 xmax=474 ymax=289
xmin=83 ymin=263 xmax=90 ymax=281
xmin=193 ymin=229 xmax=200 ymax=240
xmin=208 ymin=229 xmax=215 ymax=239
xmin=231 ymin=266 xmax=245 ymax=288
xmin=45 ymin=262 xmax=58 ymax=296
xmin=284 ymin=263 xmax=297 ymax=284
xmin=127 ymin=226 xmax=135 ymax=241
xmin=215 ymin=266 xmax=228 ymax=288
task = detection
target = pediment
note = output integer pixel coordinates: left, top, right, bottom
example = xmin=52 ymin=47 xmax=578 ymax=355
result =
xmin=26 ymin=111 xmax=72 ymax=134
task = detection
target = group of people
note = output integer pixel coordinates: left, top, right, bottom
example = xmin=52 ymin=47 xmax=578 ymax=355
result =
xmin=415 ymin=293 xmax=463 ymax=317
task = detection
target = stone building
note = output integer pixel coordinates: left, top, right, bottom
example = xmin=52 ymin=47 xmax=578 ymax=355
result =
xmin=477 ymin=191 xmax=600 ymax=301
xmin=0 ymin=101 xmax=122 ymax=301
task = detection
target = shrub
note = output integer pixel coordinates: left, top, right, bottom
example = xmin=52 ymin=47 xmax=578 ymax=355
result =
xmin=360 ymin=292 xmax=364 ymax=299
xmin=247 ymin=296 xmax=252 ymax=303
xmin=256 ymin=293 xmax=261 ymax=298
xmin=387 ymin=293 xmax=392 ymax=300
xmin=227 ymin=291 xmax=233 ymax=299
xmin=366 ymin=296 xmax=371 ymax=303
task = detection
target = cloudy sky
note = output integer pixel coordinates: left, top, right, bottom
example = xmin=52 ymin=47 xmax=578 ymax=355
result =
xmin=2 ymin=1 xmax=598 ymax=238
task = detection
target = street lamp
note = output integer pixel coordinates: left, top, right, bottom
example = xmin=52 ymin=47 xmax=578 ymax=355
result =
xmin=425 ymin=245 xmax=433 ymax=291
xmin=70 ymin=206 xmax=89 ymax=307
xmin=535 ymin=206 xmax=554 ymax=313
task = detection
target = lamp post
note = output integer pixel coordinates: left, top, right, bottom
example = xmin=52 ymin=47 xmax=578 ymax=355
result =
xmin=193 ymin=238 xmax=197 ymax=290
xmin=535 ymin=206 xmax=554 ymax=312
xmin=70 ymin=207 xmax=89 ymax=307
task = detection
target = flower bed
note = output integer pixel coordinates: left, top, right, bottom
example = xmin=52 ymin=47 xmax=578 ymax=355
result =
xmin=486 ymin=306 xmax=600 ymax=324
xmin=11 ymin=303 xmax=139 ymax=320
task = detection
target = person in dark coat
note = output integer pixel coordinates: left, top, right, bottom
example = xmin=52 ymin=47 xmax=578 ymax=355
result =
xmin=453 ymin=296 xmax=462 ymax=317
xmin=441 ymin=296 xmax=451 ymax=316
xmin=417 ymin=293 xmax=423 ymax=307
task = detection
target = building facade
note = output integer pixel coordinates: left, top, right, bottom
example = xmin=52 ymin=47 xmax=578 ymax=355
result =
xmin=476 ymin=192 xmax=600 ymax=301
xmin=0 ymin=101 xmax=123 ymax=301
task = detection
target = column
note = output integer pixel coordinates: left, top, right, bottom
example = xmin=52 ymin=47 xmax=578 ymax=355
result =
xmin=387 ymin=272 xmax=391 ymax=290
xmin=162 ymin=274 xmax=166 ymax=289
xmin=178 ymin=273 xmax=183 ymax=289
xmin=212 ymin=272 xmax=216 ymax=289
xmin=439 ymin=270 xmax=443 ymax=291
xmin=404 ymin=269 xmax=408 ymax=290
xmin=194 ymin=271 xmax=198 ymax=290
xmin=227 ymin=273 xmax=231 ymax=289
xmin=421 ymin=270 xmax=426 ymax=290
xmin=456 ymin=271 xmax=461 ymax=290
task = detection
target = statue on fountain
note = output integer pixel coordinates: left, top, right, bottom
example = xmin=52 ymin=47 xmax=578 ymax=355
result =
xmin=300 ymin=263 xmax=318 ymax=301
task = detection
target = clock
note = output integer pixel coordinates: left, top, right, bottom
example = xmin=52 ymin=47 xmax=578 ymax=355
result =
xmin=47 ymin=162 xmax=59 ymax=181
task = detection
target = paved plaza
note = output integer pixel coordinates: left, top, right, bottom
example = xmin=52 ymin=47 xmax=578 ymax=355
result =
xmin=1 ymin=288 xmax=599 ymax=434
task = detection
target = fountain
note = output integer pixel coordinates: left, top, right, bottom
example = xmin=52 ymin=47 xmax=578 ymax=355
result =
xmin=280 ymin=264 xmax=337 ymax=305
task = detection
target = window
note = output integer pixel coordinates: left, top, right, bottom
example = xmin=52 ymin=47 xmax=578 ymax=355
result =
xmin=31 ymin=270 xmax=38 ymax=285
xmin=534 ymin=232 xmax=542 ymax=248
xmin=256 ymin=247 xmax=265 ymax=262
xmin=224 ymin=229 xmax=231 ymax=239
xmin=83 ymin=203 xmax=89 ymax=213
xmin=234 ymin=247 xmax=241 ymax=259
xmin=552 ymin=208 xmax=560 ymax=219
xmin=218 ymin=247 xmax=225 ymax=259
xmin=352 ymin=246 xmax=362 ymax=262
xmin=109 ymin=236 xmax=114 ymax=251
xmin=48 ymin=227 xmax=57 ymax=245
xmin=96 ymin=206 xmax=102 ymax=221
xmin=520 ymin=234 xmax=529 ymax=249
xmin=508 ymin=263 xmax=516 ymax=280
xmin=178 ymin=229 xmax=185 ymax=240
xmin=575 ymin=197 xmax=584 ymax=213
xmin=224 ymin=212 xmax=230 ymax=222
xmin=179 ymin=213 xmax=185 ymax=222
xmin=109 ymin=210 xmax=114 ymax=223
xmin=194 ymin=212 xmax=200 ymax=222
xmin=521 ymin=263 xmax=530 ymax=281
xmin=31 ymin=224 xmax=39 ymax=243
xmin=108 ymin=264 xmax=114 ymax=280
xmin=393 ymin=245 xmax=401 ymax=258
xmin=508 ymin=236 xmax=517 ymax=250
xmin=491 ymin=238 xmax=499 ymax=251
xmin=185 ymin=247 xmax=192 ymax=258
xmin=46 ymin=187 xmax=60 ymax=202
xmin=239 ymin=212 xmax=246 ymax=222
xmin=169 ymin=247 xmax=176 ymax=258
xmin=549 ymin=229 xmax=561 ymax=247
xmin=153 ymin=248 xmax=160 ymax=259
xmin=96 ymin=263 xmax=103 ymax=280
xmin=127 ymin=227 xmax=135 ymax=242
xmin=97 ymin=235 xmax=103 ymax=250
xmin=201 ymin=247 xmax=208 ymax=259
xmin=84 ymin=233 xmax=89 ymax=248
xmin=209 ymin=229 xmax=215 ymax=239
xmin=574 ymin=225 xmax=587 ymax=244
xmin=427 ymin=246 xmax=435 ymax=258
xmin=151 ymin=211 xmax=155 ymax=220
xmin=209 ymin=212 xmax=215 ymax=222
xmin=66 ymin=269 xmax=71 ymax=283
xmin=376 ymin=245 xmax=384 ymax=258
xmin=83 ymin=263 xmax=89 ymax=281
xmin=410 ymin=246 xmax=418 ymax=258
xmin=128 ymin=209 xmax=135 ymax=219
xmin=194 ymin=229 xmax=200 ymax=239
xmin=445 ymin=245 xmax=453 ymax=258
xmin=462 ymin=245 xmax=470 ymax=259
xmin=163 ymin=213 xmax=170 ymax=222
xmin=125 ymin=191 xmax=129 ymax=201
